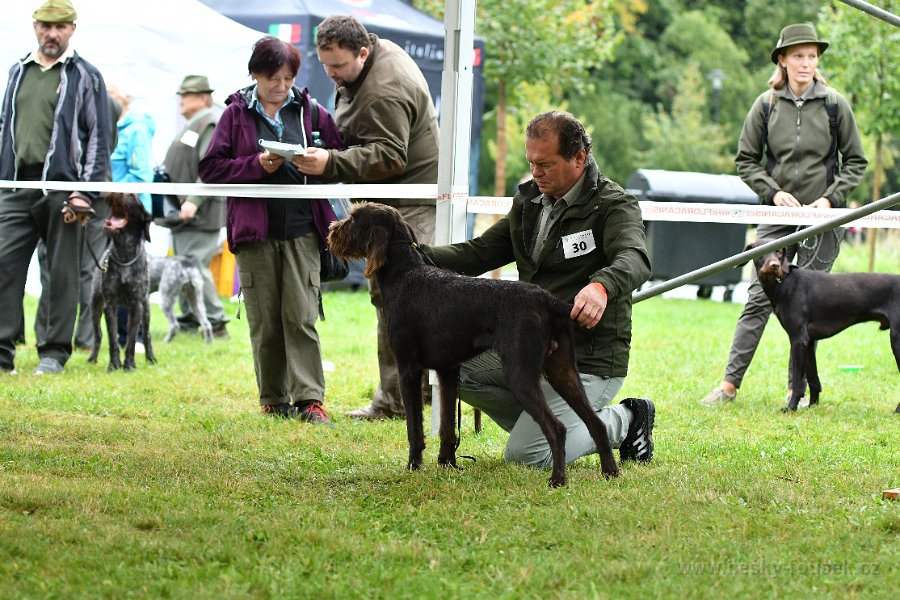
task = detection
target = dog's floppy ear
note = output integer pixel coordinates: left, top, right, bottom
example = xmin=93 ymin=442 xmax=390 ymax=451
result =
xmin=140 ymin=200 xmax=153 ymax=242
xmin=778 ymin=247 xmax=792 ymax=273
xmin=364 ymin=225 xmax=390 ymax=277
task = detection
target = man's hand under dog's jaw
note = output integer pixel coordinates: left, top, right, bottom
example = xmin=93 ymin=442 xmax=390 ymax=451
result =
xmin=294 ymin=147 xmax=328 ymax=176
xmin=61 ymin=192 xmax=92 ymax=225
xmin=570 ymin=283 xmax=608 ymax=329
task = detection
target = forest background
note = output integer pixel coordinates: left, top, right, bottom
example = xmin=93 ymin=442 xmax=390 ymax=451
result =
xmin=415 ymin=0 xmax=899 ymax=208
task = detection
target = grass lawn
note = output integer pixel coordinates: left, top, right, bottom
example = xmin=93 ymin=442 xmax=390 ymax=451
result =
xmin=1 ymin=235 xmax=898 ymax=598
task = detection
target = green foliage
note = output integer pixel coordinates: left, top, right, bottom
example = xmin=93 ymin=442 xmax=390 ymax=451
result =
xmin=568 ymin=82 xmax=647 ymax=185
xmin=818 ymin=1 xmax=900 ymax=205
xmin=638 ymin=63 xmax=733 ymax=173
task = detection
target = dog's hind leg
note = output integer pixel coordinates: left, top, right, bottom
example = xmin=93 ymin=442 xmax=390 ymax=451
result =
xmin=501 ymin=347 xmax=568 ymax=487
xmin=543 ymin=339 xmax=619 ymax=479
xmin=186 ymin=271 xmax=213 ymax=343
xmin=158 ymin=279 xmax=179 ymax=343
xmin=435 ymin=367 xmax=460 ymax=468
xmin=399 ymin=365 xmax=427 ymax=471
xmin=142 ymin=296 xmax=157 ymax=365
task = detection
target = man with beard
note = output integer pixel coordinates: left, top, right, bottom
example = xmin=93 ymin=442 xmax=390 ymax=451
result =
xmin=0 ymin=0 xmax=111 ymax=375
xmin=297 ymin=15 xmax=439 ymax=420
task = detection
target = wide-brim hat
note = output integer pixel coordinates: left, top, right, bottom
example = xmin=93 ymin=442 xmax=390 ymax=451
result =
xmin=177 ymin=75 xmax=214 ymax=95
xmin=32 ymin=0 xmax=77 ymax=23
xmin=771 ymin=23 xmax=828 ymax=64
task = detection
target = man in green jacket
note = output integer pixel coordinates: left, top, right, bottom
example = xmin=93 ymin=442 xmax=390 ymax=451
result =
xmin=298 ymin=15 xmax=439 ymax=420
xmin=421 ymin=111 xmax=655 ymax=467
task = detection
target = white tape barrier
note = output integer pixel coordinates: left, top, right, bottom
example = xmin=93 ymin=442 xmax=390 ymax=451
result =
xmin=3 ymin=180 xmax=898 ymax=228
xmin=470 ymin=196 xmax=900 ymax=228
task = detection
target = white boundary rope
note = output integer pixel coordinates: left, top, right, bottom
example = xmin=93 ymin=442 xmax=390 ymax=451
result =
xmin=3 ymin=180 xmax=899 ymax=228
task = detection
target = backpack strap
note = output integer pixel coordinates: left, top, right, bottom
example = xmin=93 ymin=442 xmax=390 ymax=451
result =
xmin=824 ymin=87 xmax=840 ymax=185
xmin=761 ymin=90 xmax=776 ymax=175
xmin=308 ymin=97 xmax=323 ymax=148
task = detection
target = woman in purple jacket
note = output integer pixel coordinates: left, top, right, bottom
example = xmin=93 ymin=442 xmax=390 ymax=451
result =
xmin=199 ymin=36 xmax=345 ymax=425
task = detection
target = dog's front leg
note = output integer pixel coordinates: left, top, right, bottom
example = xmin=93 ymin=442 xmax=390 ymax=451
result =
xmin=123 ymin=301 xmax=141 ymax=371
xmin=805 ymin=344 xmax=821 ymax=405
xmin=87 ymin=284 xmax=104 ymax=364
xmin=104 ymin=304 xmax=121 ymax=371
xmin=436 ymin=368 xmax=460 ymax=468
xmin=399 ymin=367 xmax=426 ymax=470
xmin=141 ymin=297 xmax=157 ymax=365
xmin=783 ymin=339 xmax=809 ymax=412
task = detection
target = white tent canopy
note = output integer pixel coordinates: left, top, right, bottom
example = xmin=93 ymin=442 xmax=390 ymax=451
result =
xmin=0 ymin=0 xmax=265 ymax=161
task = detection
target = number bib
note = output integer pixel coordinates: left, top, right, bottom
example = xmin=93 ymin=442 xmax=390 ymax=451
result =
xmin=561 ymin=230 xmax=596 ymax=259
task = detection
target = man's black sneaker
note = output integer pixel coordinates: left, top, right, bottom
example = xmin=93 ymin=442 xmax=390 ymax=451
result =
xmin=298 ymin=401 xmax=333 ymax=426
xmin=619 ymin=398 xmax=655 ymax=462
xmin=261 ymin=403 xmax=298 ymax=418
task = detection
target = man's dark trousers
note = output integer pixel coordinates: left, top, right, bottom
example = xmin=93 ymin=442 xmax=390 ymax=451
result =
xmin=0 ymin=187 xmax=83 ymax=370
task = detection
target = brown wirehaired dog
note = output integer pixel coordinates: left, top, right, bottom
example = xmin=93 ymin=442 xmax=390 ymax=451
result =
xmin=87 ymin=193 xmax=157 ymax=371
xmin=328 ymin=202 xmax=619 ymax=486
xmin=750 ymin=241 xmax=900 ymax=412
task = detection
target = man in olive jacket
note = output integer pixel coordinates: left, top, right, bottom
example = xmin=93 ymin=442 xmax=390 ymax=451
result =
xmin=298 ymin=15 xmax=439 ymax=420
xmin=421 ymin=111 xmax=655 ymax=468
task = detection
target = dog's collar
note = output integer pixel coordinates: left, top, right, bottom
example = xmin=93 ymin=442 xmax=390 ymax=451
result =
xmin=108 ymin=246 xmax=143 ymax=268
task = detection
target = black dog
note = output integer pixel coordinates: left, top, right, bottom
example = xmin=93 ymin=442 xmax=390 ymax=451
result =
xmin=87 ymin=193 xmax=157 ymax=371
xmin=148 ymin=255 xmax=214 ymax=343
xmin=328 ymin=203 xmax=619 ymax=486
xmin=750 ymin=241 xmax=900 ymax=412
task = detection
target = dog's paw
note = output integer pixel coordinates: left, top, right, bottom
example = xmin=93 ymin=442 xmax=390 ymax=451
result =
xmin=437 ymin=455 xmax=459 ymax=470
xmin=407 ymin=460 xmax=423 ymax=471
xmin=106 ymin=363 xmax=120 ymax=372
xmin=548 ymin=475 xmax=567 ymax=488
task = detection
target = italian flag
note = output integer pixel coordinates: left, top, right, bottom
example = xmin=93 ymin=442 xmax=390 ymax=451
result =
xmin=269 ymin=23 xmax=301 ymax=44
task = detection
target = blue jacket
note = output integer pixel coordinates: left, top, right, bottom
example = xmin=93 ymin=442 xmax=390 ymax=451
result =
xmin=111 ymin=111 xmax=155 ymax=212
xmin=0 ymin=51 xmax=111 ymax=203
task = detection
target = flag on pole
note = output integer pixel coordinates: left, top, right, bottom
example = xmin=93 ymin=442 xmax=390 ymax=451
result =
xmin=268 ymin=24 xmax=301 ymax=44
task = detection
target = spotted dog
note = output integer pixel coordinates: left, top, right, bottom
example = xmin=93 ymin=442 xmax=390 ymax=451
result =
xmin=328 ymin=202 xmax=620 ymax=487
xmin=148 ymin=255 xmax=214 ymax=343
xmin=88 ymin=193 xmax=157 ymax=371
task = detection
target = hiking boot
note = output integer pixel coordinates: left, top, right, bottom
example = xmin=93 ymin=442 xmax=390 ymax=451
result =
xmin=700 ymin=387 xmax=736 ymax=406
xmin=619 ymin=397 xmax=655 ymax=462
xmin=261 ymin=403 xmax=298 ymax=418
xmin=344 ymin=403 xmax=404 ymax=420
xmin=298 ymin=401 xmax=333 ymax=426
xmin=33 ymin=357 xmax=64 ymax=375
xmin=212 ymin=323 xmax=230 ymax=340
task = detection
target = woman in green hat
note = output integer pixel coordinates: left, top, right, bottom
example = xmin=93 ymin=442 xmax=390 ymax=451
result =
xmin=701 ymin=23 xmax=868 ymax=408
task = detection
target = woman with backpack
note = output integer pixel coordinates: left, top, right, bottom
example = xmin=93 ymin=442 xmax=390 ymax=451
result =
xmin=701 ymin=22 xmax=867 ymax=407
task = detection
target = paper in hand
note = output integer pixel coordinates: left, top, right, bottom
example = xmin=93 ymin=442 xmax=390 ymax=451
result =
xmin=259 ymin=139 xmax=306 ymax=158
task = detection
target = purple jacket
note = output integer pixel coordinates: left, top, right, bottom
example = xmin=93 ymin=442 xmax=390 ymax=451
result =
xmin=198 ymin=86 xmax=345 ymax=252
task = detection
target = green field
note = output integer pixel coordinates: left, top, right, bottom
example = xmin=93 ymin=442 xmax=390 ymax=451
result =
xmin=1 ymin=236 xmax=898 ymax=598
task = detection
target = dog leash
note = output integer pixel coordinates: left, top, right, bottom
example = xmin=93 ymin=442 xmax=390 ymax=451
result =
xmin=82 ymin=223 xmax=110 ymax=272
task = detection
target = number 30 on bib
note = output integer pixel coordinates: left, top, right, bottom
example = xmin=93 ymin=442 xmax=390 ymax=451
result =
xmin=561 ymin=230 xmax=596 ymax=259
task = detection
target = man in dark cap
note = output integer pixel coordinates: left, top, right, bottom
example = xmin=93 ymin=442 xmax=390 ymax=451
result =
xmin=158 ymin=75 xmax=228 ymax=339
xmin=0 ymin=0 xmax=111 ymax=375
